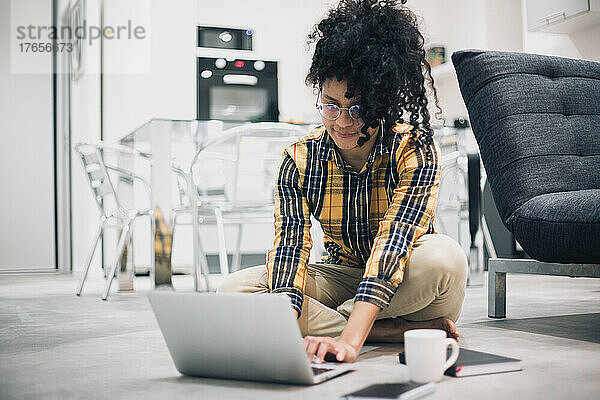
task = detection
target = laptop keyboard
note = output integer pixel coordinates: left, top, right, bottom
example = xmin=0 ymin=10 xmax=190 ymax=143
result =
xmin=312 ymin=366 xmax=334 ymax=376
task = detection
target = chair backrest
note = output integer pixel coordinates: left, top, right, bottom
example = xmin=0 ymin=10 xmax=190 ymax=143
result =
xmin=190 ymin=122 xmax=308 ymax=209
xmin=75 ymin=142 xmax=153 ymax=219
xmin=75 ymin=143 xmax=123 ymax=219
xmin=172 ymin=161 xmax=192 ymax=209
xmin=452 ymin=50 xmax=600 ymax=223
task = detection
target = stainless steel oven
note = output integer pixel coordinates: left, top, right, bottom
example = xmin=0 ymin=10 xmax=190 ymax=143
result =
xmin=197 ymin=57 xmax=279 ymax=122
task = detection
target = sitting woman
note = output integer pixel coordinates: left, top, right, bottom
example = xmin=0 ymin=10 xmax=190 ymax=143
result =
xmin=218 ymin=0 xmax=467 ymax=364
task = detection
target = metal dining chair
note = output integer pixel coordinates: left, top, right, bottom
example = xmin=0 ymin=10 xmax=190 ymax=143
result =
xmin=171 ymin=161 xmax=212 ymax=291
xmin=74 ymin=143 xmax=153 ymax=300
xmin=187 ymin=122 xmax=312 ymax=283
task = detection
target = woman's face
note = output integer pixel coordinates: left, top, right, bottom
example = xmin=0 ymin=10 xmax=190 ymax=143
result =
xmin=320 ymin=79 xmax=378 ymax=151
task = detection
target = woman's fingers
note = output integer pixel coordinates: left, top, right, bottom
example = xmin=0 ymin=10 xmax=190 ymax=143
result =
xmin=315 ymin=341 xmax=333 ymax=363
xmin=304 ymin=337 xmax=320 ymax=361
xmin=336 ymin=347 xmax=346 ymax=362
xmin=302 ymin=336 xmax=358 ymax=363
xmin=304 ymin=336 xmax=340 ymax=363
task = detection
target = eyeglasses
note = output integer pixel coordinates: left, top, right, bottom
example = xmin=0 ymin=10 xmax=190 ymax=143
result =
xmin=316 ymin=103 xmax=362 ymax=121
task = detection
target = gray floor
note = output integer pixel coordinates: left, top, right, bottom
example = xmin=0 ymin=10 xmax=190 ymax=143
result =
xmin=1 ymin=269 xmax=599 ymax=400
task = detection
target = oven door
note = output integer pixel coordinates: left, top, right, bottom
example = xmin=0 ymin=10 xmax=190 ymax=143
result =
xmin=197 ymin=58 xmax=279 ymax=122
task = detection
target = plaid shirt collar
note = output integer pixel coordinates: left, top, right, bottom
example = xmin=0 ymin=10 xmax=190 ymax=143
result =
xmin=317 ymin=127 xmax=390 ymax=163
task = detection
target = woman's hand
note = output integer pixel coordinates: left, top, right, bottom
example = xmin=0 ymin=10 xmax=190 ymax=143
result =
xmin=303 ymin=336 xmax=360 ymax=363
xmin=300 ymin=301 xmax=380 ymax=364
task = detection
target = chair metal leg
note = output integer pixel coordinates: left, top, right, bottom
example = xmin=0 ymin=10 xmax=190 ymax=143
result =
xmin=214 ymin=208 xmax=229 ymax=277
xmin=102 ymin=220 xmax=132 ymax=300
xmin=194 ymin=226 xmax=212 ymax=291
xmin=76 ymin=221 xmax=104 ymax=296
xmin=481 ymin=215 xmax=497 ymax=259
xmin=232 ymin=223 xmax=243 ymax=273
xmin=488 ymin=261 xmax=506 ymax=318
xmin=467 ymin=231 xmax=484 ymax=287
xmin=192 ymin=209 xmax=211 ymax=292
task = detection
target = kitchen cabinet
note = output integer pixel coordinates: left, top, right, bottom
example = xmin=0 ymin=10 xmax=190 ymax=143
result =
xmin=527 ymin=0 xmax=600 ymax=33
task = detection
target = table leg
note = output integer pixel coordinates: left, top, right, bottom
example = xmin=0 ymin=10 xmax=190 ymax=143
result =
xmin=151 ymin=127 xmax=173 ymax=288
xmin=118 ymin=232 xmax=135 ymax=291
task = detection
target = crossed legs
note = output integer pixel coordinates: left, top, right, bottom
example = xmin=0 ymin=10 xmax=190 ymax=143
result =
xmin=218 ymin=234 xmax=468 ymax=342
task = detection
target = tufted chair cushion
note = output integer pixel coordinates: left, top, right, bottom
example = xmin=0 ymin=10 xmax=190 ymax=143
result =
xmin=452 ymin=50 xmax=600 ymax=263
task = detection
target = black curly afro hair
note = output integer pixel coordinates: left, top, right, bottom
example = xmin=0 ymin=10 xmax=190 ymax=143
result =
xmin=306 ymin=0 xmax=441 ymax=149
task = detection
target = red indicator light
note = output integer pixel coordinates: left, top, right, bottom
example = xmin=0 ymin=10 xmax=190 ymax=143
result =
xmin=234 ymin=60 xmax=244 ymax=68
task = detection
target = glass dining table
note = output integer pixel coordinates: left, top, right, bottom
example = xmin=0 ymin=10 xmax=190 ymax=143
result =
xmin=117 ymin=118 xmax=315 ymax=292
xmin=118 ymin=118 xmax=243 ymax=291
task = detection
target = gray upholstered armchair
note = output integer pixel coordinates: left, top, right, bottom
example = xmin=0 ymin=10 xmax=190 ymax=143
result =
xmin=452 ymin=50 xmax=600 ymax=318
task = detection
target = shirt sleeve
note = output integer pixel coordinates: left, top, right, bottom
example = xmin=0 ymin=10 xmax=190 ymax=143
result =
xmin=356 ymin=134 xmax=441 ymax=309
xmin=266 ymin=150 xmax=313 ymax=317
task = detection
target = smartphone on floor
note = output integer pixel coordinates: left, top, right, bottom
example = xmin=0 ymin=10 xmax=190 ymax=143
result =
xmin=343 ymin=381 xmax=436 ymax=399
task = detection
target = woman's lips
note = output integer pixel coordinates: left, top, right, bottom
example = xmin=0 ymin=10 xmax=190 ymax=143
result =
xmin=335 ymin=130 xmax=356 ymax=139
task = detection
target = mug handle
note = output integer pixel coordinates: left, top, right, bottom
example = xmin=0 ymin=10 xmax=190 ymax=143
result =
xmin=443 ymin=338 xmax=460 ymax=372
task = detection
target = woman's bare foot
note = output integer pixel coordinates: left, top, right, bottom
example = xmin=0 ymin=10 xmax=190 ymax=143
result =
xmin=366 ymin=317 xmax=460 ymax=343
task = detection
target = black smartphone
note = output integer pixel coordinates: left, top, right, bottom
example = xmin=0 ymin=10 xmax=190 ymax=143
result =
xmin=343 ymin=382 xmax=436 ymax=399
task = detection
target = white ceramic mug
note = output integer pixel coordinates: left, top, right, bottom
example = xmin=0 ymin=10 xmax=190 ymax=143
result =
xmin=404 ymin=329 xmax=460 ymax=383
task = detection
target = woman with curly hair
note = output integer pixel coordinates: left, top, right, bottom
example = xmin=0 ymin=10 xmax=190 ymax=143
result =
xmin=219 ymin=0 xmax=467 ymax=364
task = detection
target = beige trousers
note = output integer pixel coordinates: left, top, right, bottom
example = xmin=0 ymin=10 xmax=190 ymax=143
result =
xmin=217 ymin=234 xmax=468 ymax=337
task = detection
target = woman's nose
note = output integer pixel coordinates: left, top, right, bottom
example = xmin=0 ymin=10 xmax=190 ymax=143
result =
xmin=336 ymin=109 xmax=354 ymax=127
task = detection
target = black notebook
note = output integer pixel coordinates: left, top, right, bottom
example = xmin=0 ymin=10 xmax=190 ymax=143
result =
xmin=398 ymin=348 xmax=522 ymax=377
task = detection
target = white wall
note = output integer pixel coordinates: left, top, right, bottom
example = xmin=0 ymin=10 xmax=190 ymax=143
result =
xmin=569 ymin=25 xmax=600 ymax=61
xmin=407 ymin=0 xmax=523 ymax=125
xmin=0 ymin=0 xmax=56 ymax=271
xmin=102 ymin=0 xmax=196 ymax=143
xmin=63 ymin=0 xmax=104 ymax=273
xmin=407 ymin=0 xmax=599 ymax=124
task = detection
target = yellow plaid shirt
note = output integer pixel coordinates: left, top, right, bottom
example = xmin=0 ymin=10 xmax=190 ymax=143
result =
xmin=266 ymin=123 xmax=440 ymax=316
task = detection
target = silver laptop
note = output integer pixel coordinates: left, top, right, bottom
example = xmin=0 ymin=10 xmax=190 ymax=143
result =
xmin=148 ymin=291 xmax=352 ymax=385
